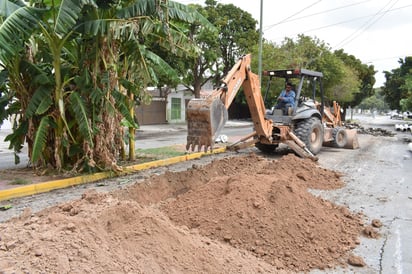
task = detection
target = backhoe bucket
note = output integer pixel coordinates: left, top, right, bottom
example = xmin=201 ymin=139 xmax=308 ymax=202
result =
xmin=186 ymin=97 xmax=228 ymax=152
xmin=344 ymin=129 xmax=359 ymax=149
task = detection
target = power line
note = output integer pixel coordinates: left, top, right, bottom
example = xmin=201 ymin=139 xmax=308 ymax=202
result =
xmin=265 ymin=0 xmax=323 ymax=31
xmin=365 ymin=54 xmax=412 ymax=63
xmin=264 ymin=0 xmax=372 ymax=31
xmin=267 ymin=3 xmax=412 ymax=43
xmin=333 ymin=0 xmax=400 ymax=49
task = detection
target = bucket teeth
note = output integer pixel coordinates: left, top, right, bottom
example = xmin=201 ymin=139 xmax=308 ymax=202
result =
xmin=186 ymin=136 xmax=213 ymax=152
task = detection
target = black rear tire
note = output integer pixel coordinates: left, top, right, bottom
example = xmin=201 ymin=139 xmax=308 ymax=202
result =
xmin=293 ymin=117 xmax=324 ymax=155
xmin=331 ymin=127 xmax=348 ymax=148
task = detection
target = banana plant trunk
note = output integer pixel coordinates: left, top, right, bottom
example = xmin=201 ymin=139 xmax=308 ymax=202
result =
xmin=52 ymin=49 xmax=64 ymax=170
xmin=128 ymin=92 xmax=136 ymax=161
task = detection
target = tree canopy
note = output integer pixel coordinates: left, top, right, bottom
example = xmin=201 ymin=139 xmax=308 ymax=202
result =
xmin=382 ymin=57 xmax=412 ymax=111
xmin=248 ymin=35 xmax=373 ymax=110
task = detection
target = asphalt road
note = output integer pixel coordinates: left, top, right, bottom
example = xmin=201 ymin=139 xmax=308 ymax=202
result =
xmin=314 ymin=116 xmax=412 ymax=274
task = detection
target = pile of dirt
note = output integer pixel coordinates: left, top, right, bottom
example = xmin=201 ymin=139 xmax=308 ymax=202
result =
xmin=0 ymin=153 xmax=371 ymax=273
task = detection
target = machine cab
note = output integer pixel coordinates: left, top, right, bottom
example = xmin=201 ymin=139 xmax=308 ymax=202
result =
xmin=263 ymin=68 xmax=324 ymax=124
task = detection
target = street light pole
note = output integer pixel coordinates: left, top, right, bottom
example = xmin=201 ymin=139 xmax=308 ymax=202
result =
xmin=258 ymin=0 xmax=263 ymax=87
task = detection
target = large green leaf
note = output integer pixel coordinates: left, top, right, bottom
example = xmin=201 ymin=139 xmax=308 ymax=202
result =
xmin=69 ymin=92 xmax=93 ymax=145
xmin=117 ymin=0 xmax=214 ymax=31
xmin=31 ymin=115 xmax=50 ymax=163
xmin=83 ymin=18 xmax=110 ymax=36
xmin=0 ymin=0 xmax=26 ymax=17
xmin=36 ymin=95 xmax=53 ymax=115
xmin=54 ymin=0 xmax=97 ymax=35
xmin=25 ymin=86 xmax=52 ymax=117
xmin=4 ymin=119 xmax=27 ymax=164
xmin=112 ymin=90 xmax=138 ymax=129
xmin=0 ymin=6 xmax=44 ymax=64
xmin=117 ymin=0 xmax=156 ymax=18
xmin=167 ymin=1 xmax=214 ymax=30
xmin=144 ymin=48 xmax=179 ymax=83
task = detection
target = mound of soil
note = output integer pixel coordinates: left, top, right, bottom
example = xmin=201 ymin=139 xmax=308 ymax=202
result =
xmin=0 ymin=153 xmax=367 ymax=273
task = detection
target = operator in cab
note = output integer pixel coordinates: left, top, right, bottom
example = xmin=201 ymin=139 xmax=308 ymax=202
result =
xmin=275 ymin=82 xmax=295 ymax=115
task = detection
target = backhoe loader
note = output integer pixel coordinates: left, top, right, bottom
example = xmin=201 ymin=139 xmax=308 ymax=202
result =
xmin=186 ymin=54 xmax=358 ymax=160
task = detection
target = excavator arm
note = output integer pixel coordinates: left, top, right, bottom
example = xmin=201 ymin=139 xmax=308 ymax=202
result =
xmin=186 ymin=54 xmax=273 ymax=152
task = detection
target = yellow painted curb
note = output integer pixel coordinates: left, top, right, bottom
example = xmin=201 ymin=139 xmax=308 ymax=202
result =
xmin=0 ymin=147 xmax=227 ymax=202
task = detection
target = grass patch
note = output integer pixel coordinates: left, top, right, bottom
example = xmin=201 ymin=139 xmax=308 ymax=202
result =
xmin=118 ymin=146 xmax=186 ymax=166
xmin=136 ymin=146 xmax=185 ymax=159
xmin=9 ymin=178 xmax=31 ymax=185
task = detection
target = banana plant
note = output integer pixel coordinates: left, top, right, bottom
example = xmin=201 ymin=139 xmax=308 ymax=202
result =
xmin=0 ymin=0 xmax=214 ymax=171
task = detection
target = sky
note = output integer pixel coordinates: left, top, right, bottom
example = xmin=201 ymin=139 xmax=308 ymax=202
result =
xmin=176 ymin=0 xmax=412 ymax=87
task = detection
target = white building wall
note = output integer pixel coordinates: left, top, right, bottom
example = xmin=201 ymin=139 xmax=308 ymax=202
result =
xmin=166 ymin=82 xmax=215 ymax=124
xmin=167 ymin=85 xmax=193 ymax=124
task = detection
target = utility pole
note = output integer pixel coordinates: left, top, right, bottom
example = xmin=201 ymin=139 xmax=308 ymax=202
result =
xmin=258 ymin=0 xmax=263 ymax=87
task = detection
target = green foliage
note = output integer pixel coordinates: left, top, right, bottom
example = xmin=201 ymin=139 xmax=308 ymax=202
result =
xmin=334 ymin=49 xmax=375 ymax=107
xmin=399 ymin=75 xmax=412 ymax=111
xmin=136 ymin=146 xmax=185 ymax=159
xmin=165 ymin=1 xmax=258 ymax=97
xmin=26 ymin=86 xmax=53 ymax=117
xmin=54 ymin=0 xmax=97 ymax=35
xmin=4 ymin=119 xmax=27 ymax=165
xmin=357 ymin=93 xmax=388 ymax=111
xmin=112 ymin=90 xmax=138 ymax=128
xmin=205 ymin=1 xmax=258 ymax=77
xmin=0 ymin=70 xmax=11 ymax=126
xmin=0 ymin=0 xmax=209 ymax=172
xmin=69 ymin=92 xmax=93 ymax=145
xmin=382 ymin=57 xmax=412 ymax=110
xmin=0 ymin=6 xmax=44 ymax=64
xmin=31 ymin=115 xmax=50 ymax=163
xmin=9 ymin=178 xmax=30 ymax=185
xmin=254 ymin=35 xmax=366 ymax=107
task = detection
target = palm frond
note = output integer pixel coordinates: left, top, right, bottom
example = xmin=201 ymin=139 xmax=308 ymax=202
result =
xmin=167 ymin=0 xmax=214 ymax=30
xmin=90 ymin=87 xmax=104 ymax=105
xmin=3 ymin=119 xmax=27 ymax=164
xmin=54 ymin=0 xmax=96 ymax=35
xmin=0 ymin=6 xmax=45 ymax=64
xmin=117 ymin=0 xmax=156 ymax=18
xmin=83 ymin=18 xmax=110 ymax=36
xmin=0 ymin=0 xmax=26 ymax=17
xmin=139 ymin=17 xmax=156 ymax=36
xmin=69 ymin=92 xmax=93 ymax=145
xmin=36 ymin=95 xmax=53 ymax=115
xmin=31 ymin=115 xmax=50 ymax=163
xmin=150 ymin=26 xmax=199 ymax=56
xmin=112 ymin=90 xmax=138 ymax=128
xmin=25 ymin=86 xmax=52 ymax=117
xmin=4 ymin=119 xmax=27 ymax=153
xmin=144 ymin=49 xmax=179 ymax=83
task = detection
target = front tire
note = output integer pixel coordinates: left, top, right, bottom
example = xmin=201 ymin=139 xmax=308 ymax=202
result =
xmin=294 ymin=117 xmax=324 ymax=155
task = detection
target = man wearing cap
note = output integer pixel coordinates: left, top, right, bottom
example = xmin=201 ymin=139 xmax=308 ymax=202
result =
xmin=275 ymin=82 xmax=296 ymax=115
